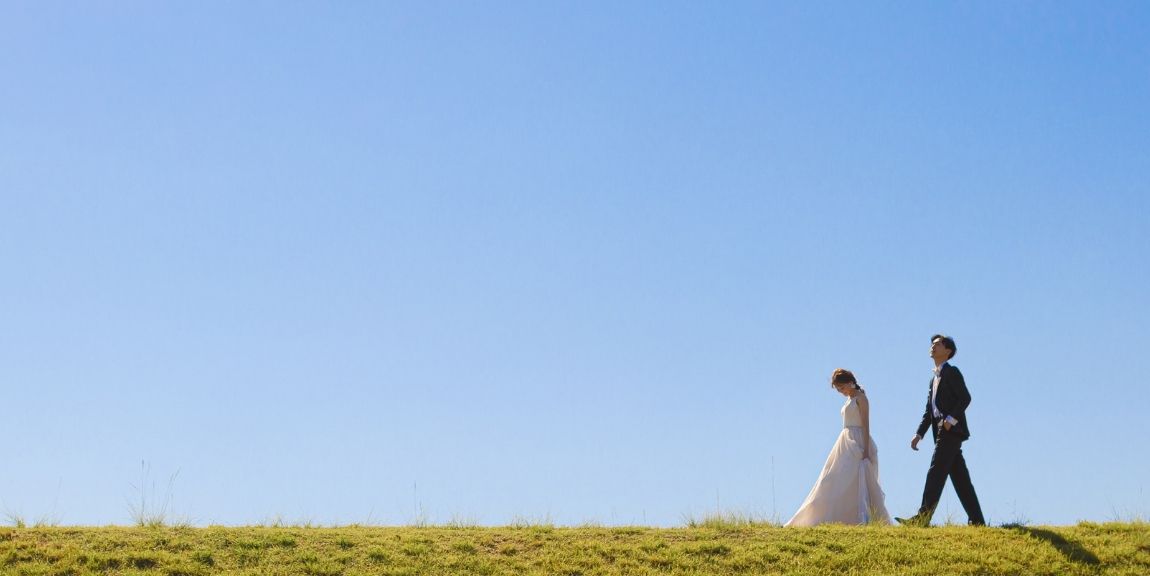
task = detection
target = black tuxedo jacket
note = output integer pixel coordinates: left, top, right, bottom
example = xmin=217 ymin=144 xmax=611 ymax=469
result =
xmin=916 ymin=363 xmax=972 ymax=441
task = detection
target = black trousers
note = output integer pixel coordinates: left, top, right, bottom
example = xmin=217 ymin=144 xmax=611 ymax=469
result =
xmin=919 ymin=428 xmax=985 ymax=525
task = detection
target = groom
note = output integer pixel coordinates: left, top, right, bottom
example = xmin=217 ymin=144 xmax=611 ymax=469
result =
xmin=897 ymin=334 xmax=986 ymax=527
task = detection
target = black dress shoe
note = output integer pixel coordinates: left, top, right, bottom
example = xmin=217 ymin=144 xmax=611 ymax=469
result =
xmin=895 ymin=515 xmax=928 ymax=527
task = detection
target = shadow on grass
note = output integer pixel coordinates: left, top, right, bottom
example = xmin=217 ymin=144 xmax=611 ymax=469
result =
xmin=1005 ymin=525 xmax=1100 ymax=566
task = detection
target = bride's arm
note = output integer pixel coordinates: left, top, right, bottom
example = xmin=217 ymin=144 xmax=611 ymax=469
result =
xmin=858 ymin=393 xmax=871 ymax=460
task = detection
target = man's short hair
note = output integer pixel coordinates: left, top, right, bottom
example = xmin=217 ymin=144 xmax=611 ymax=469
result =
xmin=932 ymin=334 xmax=957 ymax=360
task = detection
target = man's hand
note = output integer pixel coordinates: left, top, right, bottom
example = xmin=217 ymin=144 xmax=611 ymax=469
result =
xmin=942 ymin=420 xmax=953 ymax=431
xmin=911 ymin=435 xmax=922 ymax=451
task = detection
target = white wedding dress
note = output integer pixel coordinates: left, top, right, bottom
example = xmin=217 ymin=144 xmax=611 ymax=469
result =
xmin=785 ymin=394 xmax=892 ymax=526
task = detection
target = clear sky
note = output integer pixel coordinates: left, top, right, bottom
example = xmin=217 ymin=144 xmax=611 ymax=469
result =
xmin=2 ymin=2 xmax=1148 ymax=527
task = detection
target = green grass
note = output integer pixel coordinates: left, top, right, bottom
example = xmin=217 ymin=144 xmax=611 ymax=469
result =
xmin=0 ymin=522 xmax=1147 ymax=575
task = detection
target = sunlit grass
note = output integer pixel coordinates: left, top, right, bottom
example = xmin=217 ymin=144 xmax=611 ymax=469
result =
xmin=682 ymin=510 xmax=778 ymax=529
xmin=1 ymin=521 xmax=1147 ymax=575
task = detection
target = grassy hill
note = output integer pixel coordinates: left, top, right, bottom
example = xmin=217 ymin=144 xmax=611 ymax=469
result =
xmin=1 ymin=521 xmax=1147 ymax=575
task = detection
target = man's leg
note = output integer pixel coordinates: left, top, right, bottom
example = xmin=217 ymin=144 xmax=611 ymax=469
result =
xmin=917 ymin=432 xmax=962 ymax=521
xmin=947 ymin=448 xmax=985 ymax=525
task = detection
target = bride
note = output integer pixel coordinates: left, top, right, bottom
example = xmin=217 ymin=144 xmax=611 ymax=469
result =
xmin=785 ymin=369 xmax=891 ymax=526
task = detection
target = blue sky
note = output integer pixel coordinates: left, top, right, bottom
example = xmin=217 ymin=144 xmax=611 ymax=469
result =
xmin=2 ymin=2 xmax=1148 ymax=527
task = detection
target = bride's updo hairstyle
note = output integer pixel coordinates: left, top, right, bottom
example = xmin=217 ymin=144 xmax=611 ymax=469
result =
xmin=831 ymin=368 xmax=863 ymax=391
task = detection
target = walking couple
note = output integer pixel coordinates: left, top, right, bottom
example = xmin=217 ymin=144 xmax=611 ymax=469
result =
xmin=784 ymin=334 xmax=986 ymax=527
